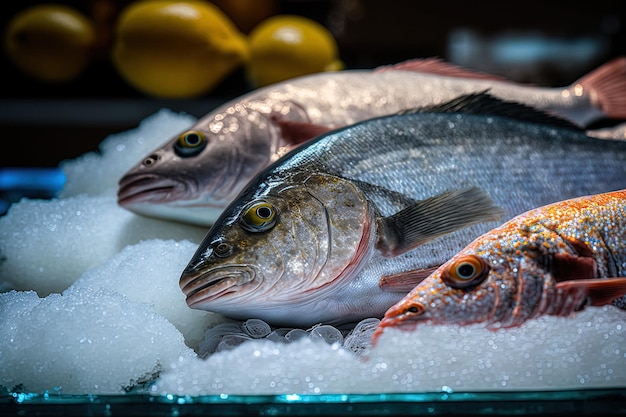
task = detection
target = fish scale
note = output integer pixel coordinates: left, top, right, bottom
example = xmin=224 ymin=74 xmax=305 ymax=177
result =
xmin=117 ymin=57 xmax=626 ymax=226
xmin=285 ymin=113 xmax=623 ymax=221
xmin=179 ymin=94 xmax=626 ymax=328
xmin=374 ymin=190 xmax=626 ymax=343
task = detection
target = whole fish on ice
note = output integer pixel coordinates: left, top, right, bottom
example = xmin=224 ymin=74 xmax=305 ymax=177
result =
xmin=373 ymin=190 xmax=626 ymax=344
xmin=117 ymin=57 xmax=626 ymax=226
xmin=179 ymin=94 xmax=626 ymax=328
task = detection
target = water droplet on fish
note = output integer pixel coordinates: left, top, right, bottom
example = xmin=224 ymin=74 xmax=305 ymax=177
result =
xmin=574 ymin=84 xmax=584 ymax=96
xmin=209 ymin=121 xmax=223 ymax=133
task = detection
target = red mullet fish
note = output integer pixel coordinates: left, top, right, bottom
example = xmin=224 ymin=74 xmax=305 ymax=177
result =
xmin=178 ymin=94 xmax=626 ymax=328
xmin=117 ymin=57 xmax=626 ymax=226
xmin=374 ymin=190 xmax=626 ymax=344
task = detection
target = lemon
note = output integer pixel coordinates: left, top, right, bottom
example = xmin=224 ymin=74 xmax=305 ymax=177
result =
xmin=210 ymin=0 xmax=279 ymax=33
xmin=111 ymin=0 xmax=250 ymax=98
xmin=246 ymin=15 xmax=343 ymax=87
xmin=4 ymin=4 xmax=96 ymax=83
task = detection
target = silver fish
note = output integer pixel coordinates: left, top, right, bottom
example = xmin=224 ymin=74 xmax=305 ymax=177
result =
xmin=178 ymin=94 xmax=626 ymax=327
xmin=118 ymin=57 xmax=626 ymax=226
xmin=373 ymin=190 xmax=626 ymax=344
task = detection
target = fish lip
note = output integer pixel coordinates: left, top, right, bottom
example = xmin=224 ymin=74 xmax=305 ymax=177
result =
xmin=379 ymin=317 xmax=421 ymax=333
xmin=372 ymin=307 xmax=428 ymax=343
xmin=372 ymin=319 xmax=419 ymax=345
xmin=180 ymin=265 xmax=256 ymax=307
xmin=117 ymin=173 xmax=195 ymax=205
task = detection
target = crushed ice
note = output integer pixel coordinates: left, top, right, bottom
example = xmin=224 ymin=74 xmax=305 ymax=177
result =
xmin=0 ymin=109 xmax=624 ymax=396
xmin=198 ymin=318 xmax=379 ymax=358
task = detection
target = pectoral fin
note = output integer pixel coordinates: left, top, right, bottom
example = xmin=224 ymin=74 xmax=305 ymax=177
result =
xmin=556 ymin=277 xmax=626 ymax=307
xmin=379 ymin=266 xmax=441 ymax=292
xmin=376 ymin=187 xmax=504 ymax=257
xmin=271 ymin=115 xmax=334 ymax=146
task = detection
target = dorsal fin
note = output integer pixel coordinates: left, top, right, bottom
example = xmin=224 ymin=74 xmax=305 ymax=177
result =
xmin=401 ymin=92 xmax=584 ymax=131
xmin=374 ymin=57 xmax=509 ymax=82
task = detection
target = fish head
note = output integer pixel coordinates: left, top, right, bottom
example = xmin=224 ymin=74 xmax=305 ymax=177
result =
xmin=373 ymin=223 xmax=572 ymax=344
xmin=117 ymin=107 xmax=280 ymax=226
xmin=374 ymin=253 xmax=497 ymax=341
xmin=179 ymin=172 xmax=377 ymax=326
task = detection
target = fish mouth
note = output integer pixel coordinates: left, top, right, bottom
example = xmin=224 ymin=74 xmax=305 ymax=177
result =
xmin=371 ymin=318 xmax=420 ymax=345
xmin=117 ymin=173 xmax=195 ymax=205
xmin=180 ymin=265 xmax=256 ymax=307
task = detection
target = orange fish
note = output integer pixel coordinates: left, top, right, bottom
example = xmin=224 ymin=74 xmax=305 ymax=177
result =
xmin=374 ymin=189 xmax=626 ymax=344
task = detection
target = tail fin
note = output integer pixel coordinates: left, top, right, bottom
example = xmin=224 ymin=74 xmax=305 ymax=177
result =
xmin=577 ymin=56 xmax=626 ymax=121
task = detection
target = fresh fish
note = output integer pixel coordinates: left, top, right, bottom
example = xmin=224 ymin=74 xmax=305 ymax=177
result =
xmin=118 ymin=57 xmax=626 ymax=226
xmin=373 ymin=190 xmax=626 ymax=344
xmin=179 ymin=93 xmax=626 ymax=328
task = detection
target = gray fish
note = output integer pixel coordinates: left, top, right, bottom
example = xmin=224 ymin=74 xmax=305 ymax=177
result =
xmin=178 ymin=94 xmax=626 ymax=327
xmin=117 ymin=57 xmax=626 ymax=226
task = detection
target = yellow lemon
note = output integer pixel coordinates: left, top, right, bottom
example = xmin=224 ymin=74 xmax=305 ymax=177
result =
xmin=4 ymin=4 xmax=96 ymax=83
xmin=246 ymin=15 xmax=343 ymax=87
xmin=210 ymin=0 xmax=279 ymax=33
xmin=111 ymin=0 xmax=250 ymax=98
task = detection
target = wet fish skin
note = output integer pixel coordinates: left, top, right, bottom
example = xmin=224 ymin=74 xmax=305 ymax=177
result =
xmin=117 ymin=57 xmax=626 ymax=226
xmin=374 ymin=190 xmax=626 ymax=344
xmin=179 ymin=94 xmax=626 ymax=328
xmin=180 ymin=176 xmax=501 ymax=327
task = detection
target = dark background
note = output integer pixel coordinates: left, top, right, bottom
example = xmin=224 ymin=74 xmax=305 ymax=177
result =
xmin=1 ymin=0 xmax=625 ymax=168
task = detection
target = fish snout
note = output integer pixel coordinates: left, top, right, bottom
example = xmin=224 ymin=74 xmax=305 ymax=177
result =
xmin=117 ymin=173 xmax=191 ymax=205
xmin=372 ymin=301 xmax=426 ymax=345
xmin=180 ymin=265 xmax=256 ymax=308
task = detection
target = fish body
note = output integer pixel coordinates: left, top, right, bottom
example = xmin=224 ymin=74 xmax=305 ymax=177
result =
xmin=117 ymin=57 xmax=626 ymax=226
xmin=179 ymin=94 xmax=626 ymax=328
xmin=374 ymin=190 xmax=626 ymax=344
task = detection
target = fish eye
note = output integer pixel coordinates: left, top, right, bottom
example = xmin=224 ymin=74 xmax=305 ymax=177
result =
xmin=441 ymin=255 xmax=490 ymax=289
xmin=240 ymin=201 xmax=277 ymax=233
xmin=174 ymin=130 xmax=207 ymax=157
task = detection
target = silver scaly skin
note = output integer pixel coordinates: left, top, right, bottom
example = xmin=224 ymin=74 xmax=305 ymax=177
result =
xmin=118 ymin=57 xmax=626 ymax=226
xmin=179 ymin=94 xmax=626 ymax=328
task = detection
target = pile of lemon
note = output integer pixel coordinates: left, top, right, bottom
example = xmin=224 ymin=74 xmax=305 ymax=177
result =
xmin=3 ymin=1 xmax=344 ymax=98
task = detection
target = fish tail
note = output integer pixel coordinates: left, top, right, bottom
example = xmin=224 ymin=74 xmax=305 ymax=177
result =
xmin=577 ymin=56 xmax=626 ymax=120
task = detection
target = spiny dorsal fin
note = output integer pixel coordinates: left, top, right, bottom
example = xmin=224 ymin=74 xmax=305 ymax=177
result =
xmin=400 ymin=92 xmax=583 ymax=131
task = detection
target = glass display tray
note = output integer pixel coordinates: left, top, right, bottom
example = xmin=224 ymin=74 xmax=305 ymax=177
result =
xmin=2 ymin=388 xmax=626 ymax=416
